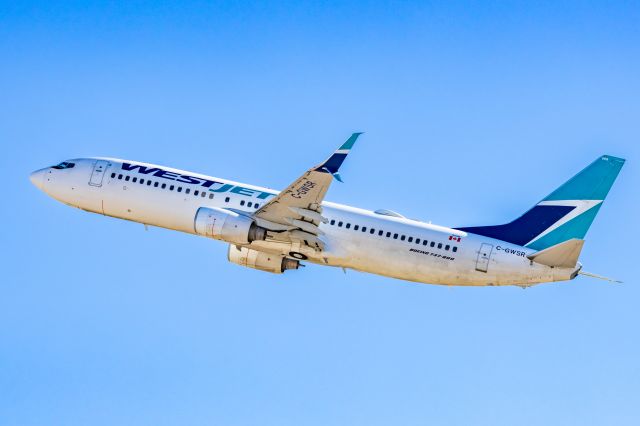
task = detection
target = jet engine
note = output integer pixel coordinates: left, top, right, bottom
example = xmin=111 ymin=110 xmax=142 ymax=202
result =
xmin=194 ymin=207 xmax=267 ymax=245
xmin=227 ymin=246 xmax=300 ymax=274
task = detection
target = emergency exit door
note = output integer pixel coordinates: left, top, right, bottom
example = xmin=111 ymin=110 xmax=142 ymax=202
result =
xmin=475 ymin=243 xmax=493 ymax=273
xmin=89 ymin=160 xmax=109 ymax=187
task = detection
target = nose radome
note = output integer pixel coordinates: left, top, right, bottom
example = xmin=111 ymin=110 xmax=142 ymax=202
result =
xmin=29 ymin=168 xmax=46 ymax=190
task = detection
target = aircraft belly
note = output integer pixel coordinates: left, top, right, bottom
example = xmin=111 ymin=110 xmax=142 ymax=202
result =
xmin=330 ymin=235 xmax=471 ymax=285
xmin=328 ymin=233 xmax=565 ymax=287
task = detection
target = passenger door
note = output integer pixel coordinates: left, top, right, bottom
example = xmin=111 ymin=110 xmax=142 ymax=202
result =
xmin=475 ymin=243 xmax=493 ymax=273
xmin=89 ymin=160 xmax=109 ymax=187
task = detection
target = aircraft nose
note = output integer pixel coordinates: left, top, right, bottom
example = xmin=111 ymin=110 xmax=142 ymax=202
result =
xmin=29 ymin=168 xmax=47 ymax=190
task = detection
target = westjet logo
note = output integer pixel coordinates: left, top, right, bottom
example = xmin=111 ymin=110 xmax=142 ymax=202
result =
xmin=121 ymin=163 xmax=275 ymax=199
xmin=525 ymin=199 xmax=603 ymax=246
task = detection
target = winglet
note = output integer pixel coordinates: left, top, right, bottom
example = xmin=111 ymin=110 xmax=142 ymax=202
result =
xmin=316 ymin=132 xmax=363 ymax=181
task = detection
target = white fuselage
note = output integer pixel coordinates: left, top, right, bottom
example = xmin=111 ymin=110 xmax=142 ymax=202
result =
xmin=31 ymin=158 xmax=580 ymax=287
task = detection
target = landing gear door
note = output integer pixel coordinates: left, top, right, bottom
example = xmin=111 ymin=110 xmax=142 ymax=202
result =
xmin=475 ymin=243 xmax=493 ymax=273
xmin=89 ymin=160 xmax=109 ymax=187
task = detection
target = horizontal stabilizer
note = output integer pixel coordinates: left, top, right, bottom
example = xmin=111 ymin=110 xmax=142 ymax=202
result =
xmin=578 ymin=271 xmax=622 ymax=283
xmin=527 ymin=238 xmax=584 ymax=268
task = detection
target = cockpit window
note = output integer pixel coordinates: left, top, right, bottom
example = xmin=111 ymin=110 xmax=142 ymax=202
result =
xmin=51 ymin=161 xmax=76 ymax=170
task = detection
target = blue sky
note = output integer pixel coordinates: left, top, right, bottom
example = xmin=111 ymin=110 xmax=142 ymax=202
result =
xmin=1 ymin=1 xmax=639 ymax=425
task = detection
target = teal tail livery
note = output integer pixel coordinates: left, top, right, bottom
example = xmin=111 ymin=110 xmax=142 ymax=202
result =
xmin=457 ymin=155 xmax=625 ymax=251
xmin=29 ymin=136 xmax=626 ymax=288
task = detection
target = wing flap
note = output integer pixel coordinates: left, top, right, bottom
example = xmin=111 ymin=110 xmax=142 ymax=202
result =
xmin=289 ymin=230 xmax=326 ymax=250
xmin=285 ymin=218 xmax=324 ymax=235
xmin=288 ymin=206 xmax=329 ymax=224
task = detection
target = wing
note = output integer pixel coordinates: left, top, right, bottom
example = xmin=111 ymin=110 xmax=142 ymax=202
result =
xmin=253 ymin=132 xmax=362 ymax=250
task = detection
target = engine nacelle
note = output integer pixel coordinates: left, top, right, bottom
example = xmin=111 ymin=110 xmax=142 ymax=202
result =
xmin=194 ymin=207 xmax=267 ymax=245
xmin=227 ymin=246 xmax=300 ymax=274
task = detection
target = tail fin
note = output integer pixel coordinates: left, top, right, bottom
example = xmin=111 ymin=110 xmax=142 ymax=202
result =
xmin=457 ymin=155 xmax=625 ymax=250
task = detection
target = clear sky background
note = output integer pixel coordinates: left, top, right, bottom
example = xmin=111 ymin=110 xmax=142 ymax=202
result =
xmin=1 ymin=1 xmax=639 ymax=425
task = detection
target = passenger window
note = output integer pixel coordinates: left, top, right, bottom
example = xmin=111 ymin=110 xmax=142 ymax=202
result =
xmin=330 ymin=219 xmax=336 ymax=225
xmin=240 ymin=200 xmax=245 ymax=206
xmin=225 ymin=197 xmax=230 ymax=202
xmin=194 ymin=190 xmax=199 ymax=196
xmin=247 ymin=201 xmax=252 ymax=207
xmin=393 ymin=233 xmax=398 ymax=239
xmin=362 ymin=227 xmax=367 ymax=232
xmin=132 ymin=177 xmax=137 ymax=183
xmin=437 ymin=243 xmax=442 ymax=249
xmin=154 ymin=182 xmax=159 ymax=188
xmin=140 ymin=179 xmax=144 ymax=184
xmin=415 ymin=238 xmax=420 ymax=244
xmin=111 ymin=173 xmax=115 ymax=178
xmin=168 ymin=185 xmax=173 ymax=190
xmin=378 ymin=230 xmax=383 ymax=236
xmin=354 ymin=225 xmax=359 ymax=231
xmin=408 ymin=237 xmax=413 ymax=242
xmin=346 ymin=223 xmax=351 ymax=229
xmin=177 ymin=187 xmax=182 ymax=192
xmin=118 ymin=174 xmax=123 ymax=179
xmin=147 ymin=180 xmax=152 ymax=186
xmin=209 ymin=193 xmax=214 ymax=199
xmin=423 ymin=240 xmax=428 ymax=246
xmin=201 ymin=191 xmax=206 ymax=197
xmin=185 ymin=188 xmax=190 ymax=194
xmin=430 ymin=241 xmax=435 ymax=247
xmin=370 ymin=228 xmax=375 ymax=234
xmin=255 ymin=204 xmax=259 ymax=208
xmin=125 ymin=176 xmax=130 ymax=181
xmin=386 ymin=232 xmax=391 ymax=237
xmin=400 ymin=235 xmax=406 ymax=241
xmin=161 ymin=183 xmax=167 ymax=189
xmin=338 ymin=221 xmax=343 ymax=227
xmin=452 ymin=246 xmax=458 ymax=253
xmin=445 ymin=245 xmax=450 ymax=251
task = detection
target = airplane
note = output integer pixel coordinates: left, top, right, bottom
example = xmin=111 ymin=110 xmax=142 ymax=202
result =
xmin=30 ymin=133 xmax=625 ymax=287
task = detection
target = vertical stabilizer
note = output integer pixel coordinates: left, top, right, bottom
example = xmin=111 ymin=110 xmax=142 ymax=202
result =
xmin=458 ymin=155 xmax=625 ymax=250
